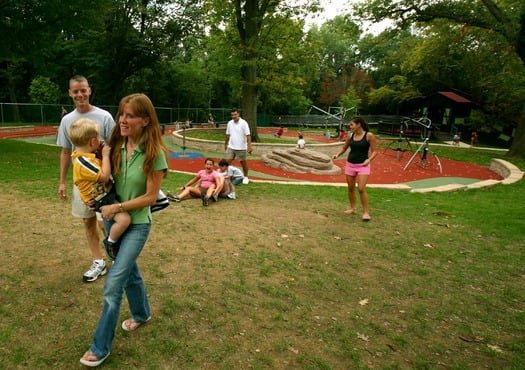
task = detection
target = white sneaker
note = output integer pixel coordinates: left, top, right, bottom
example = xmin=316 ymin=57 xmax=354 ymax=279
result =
xmin=83 ymin=260 xmax=107 ymax=282
xmin=227 ymin=192 xmax=236 ymax=199
xmin=242 ymin=177 xmax=249 ymax=185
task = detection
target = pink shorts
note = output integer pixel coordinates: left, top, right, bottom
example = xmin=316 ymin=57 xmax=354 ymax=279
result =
xmin=345 ymin=162 xmax=370 ymax=176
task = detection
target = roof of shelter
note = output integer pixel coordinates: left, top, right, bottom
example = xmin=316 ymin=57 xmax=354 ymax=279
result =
xmin=437 ymin=91 xmax=473 ymax=104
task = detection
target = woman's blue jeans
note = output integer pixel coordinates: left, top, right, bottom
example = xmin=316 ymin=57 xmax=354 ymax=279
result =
xmin=88 ymin=222 xmax=151 ymax=358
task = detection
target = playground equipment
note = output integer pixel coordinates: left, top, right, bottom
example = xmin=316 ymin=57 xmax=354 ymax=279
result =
xmin=403 ymin=117 xmax=443 ymax=174
xmin=306 ymin=105 xmax=357 ymax=135
xmin=383 ymin=119 xmax=413 ymax=161
xmin=170 ymin=126 xmax=204 ymax=159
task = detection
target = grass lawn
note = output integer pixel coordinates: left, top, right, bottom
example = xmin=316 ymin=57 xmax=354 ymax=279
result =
xmin=0 ymin=138 xmax=524 ymax=369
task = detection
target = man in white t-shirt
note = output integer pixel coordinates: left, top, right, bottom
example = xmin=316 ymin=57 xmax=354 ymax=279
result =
xmin=224 ymin=108 xmax=252 ymax=184
xmin=57 ymin=75 xmax=115 ymax=283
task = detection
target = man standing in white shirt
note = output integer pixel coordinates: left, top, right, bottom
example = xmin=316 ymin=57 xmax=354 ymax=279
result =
xmin=57 ymin=75 xmax=115 ymax=282
xmin=224 ymin=108 xmax=252 ymax=184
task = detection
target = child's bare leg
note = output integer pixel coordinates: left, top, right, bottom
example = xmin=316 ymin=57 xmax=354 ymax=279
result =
xmin=206 ymin=185 xmax=216 ymax=198
xmin=109 ymin=212 xmax=131 ymax=242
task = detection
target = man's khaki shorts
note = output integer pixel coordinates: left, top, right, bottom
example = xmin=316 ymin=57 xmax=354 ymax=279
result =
xmin=226 ymin=148 xmax=247 ymax=161
xmin=71 ymin=185 xmax=99 ymax=219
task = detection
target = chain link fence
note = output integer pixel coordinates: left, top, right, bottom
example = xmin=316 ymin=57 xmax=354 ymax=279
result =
xmin=0 ymin=103 xmax=233 ymax=127
xmin=0 ymin=103 xmax=389 ymax=132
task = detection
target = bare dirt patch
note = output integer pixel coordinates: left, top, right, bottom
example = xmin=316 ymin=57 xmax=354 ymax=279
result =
xmin=0 ymin=187 xmax=514 ymax=368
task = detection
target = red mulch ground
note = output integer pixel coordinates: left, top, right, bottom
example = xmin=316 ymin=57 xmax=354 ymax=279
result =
xmin=168 ymin=128 xmax=502 ymax=185
xmin=168 ymin=153 xmax=502 ymax=185
xmin=1 ymin=126 xmax=502 ymax=184
xmin=0 ymin=126 xmax=57 ymax=138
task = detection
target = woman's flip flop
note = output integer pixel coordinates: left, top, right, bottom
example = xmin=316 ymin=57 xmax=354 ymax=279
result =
xmin=121 ymin=316 xmax=151 ymax=332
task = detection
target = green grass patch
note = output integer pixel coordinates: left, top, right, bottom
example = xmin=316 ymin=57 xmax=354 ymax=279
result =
xmin=0 ymin=138 xmax=524 ymax=369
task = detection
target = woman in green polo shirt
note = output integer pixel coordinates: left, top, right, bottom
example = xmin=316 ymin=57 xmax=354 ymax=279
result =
xmin=80 ymin=93 xmax=168 ymax=367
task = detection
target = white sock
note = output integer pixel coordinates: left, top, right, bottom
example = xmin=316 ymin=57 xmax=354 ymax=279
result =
xmin=108 ymin=237 xmax=117 ymax=243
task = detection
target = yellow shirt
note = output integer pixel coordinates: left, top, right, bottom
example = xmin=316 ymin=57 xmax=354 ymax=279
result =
xmin=71 ymin=151 xmax=110 ymax=203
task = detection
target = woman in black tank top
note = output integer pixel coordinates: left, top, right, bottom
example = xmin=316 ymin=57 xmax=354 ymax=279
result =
xmin=332 ymin=117 xmax=378 ymax=221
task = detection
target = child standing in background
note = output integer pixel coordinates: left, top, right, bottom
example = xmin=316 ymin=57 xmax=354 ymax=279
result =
xmin=471 ymin=130 xmax=478 ymax=147
xmin=297 ymin=134 xmax=306 ymax=149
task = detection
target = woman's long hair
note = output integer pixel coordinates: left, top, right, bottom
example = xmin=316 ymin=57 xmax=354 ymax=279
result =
xmin=351 ymin=116 xmax=369 ymax=131
xmin=109 ymin=93 xmax=168 ymax=176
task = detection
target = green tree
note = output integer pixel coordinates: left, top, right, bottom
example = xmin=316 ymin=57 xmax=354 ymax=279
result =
xmin=29 ymin=77 xmax=61 ymax=104
xmin=118 ymin=0 xmax=208 ymax=107
xmin=399 ymin=21 xmax=525 ymax=134
xmin=256 ymin=15 xmax=320 ymax=115
xmin=339 ymin=88 xmax=362 ymax=112
xmin=367 ymin=75 xmax=421 ymax=114
xmin=307 ymin=15 xmax=373 ymax=111
xmin=92 ymin=1 xmax=169 ymax=103
xmin=316 ymin=15 xmax=361 ymax=75
xmin=355 ymin=0 xmax=525 ymax=157
xmin=204 ymin=0 xmax=321 ymax=141
xmin=0 ymin=0 xmax=115 ymax=103
xmin=0 ymin=0 xmax=199 ymax=106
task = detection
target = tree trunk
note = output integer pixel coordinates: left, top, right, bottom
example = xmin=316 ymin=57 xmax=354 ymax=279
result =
xmin=235 ymin=0 xmax=262 ymax=142
xmin=241 ymin=64 xmax=259 ymax=142
xmin=508 ymin=10 xmax=525 ymax=158
xmin=507 ymin=104 xmax=525 ymax=159
xmin=6 ymin=62 xmax=21 ymax=122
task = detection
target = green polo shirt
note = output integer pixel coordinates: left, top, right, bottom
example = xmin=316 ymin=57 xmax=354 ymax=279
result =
xmin=114 ymin=143 xmax=168 ymax=224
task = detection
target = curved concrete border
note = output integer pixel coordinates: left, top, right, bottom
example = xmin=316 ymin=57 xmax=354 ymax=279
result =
xmin=490 ymin=158 xmax=524 ymax=184
xmin=170 ymin=128 xmax=342 ymax=157
xmin=408 ymin=158 xmax=523 ymax=193
xmin=169 ymin=129 xmax=523 ymax=192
